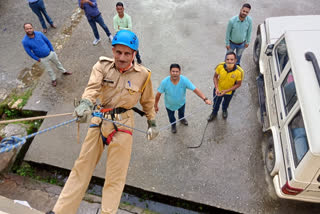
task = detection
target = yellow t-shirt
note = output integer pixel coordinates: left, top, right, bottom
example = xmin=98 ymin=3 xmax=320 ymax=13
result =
xmin=215 ymin=62 xmax=244 ymax=95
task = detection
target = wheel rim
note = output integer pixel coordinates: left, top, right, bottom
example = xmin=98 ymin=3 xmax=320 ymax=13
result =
xmin=266 ymin=143 xmax=275 ymax=173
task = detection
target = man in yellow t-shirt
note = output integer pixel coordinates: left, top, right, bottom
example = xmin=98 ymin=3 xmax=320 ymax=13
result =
xmin=208 ymin=52 xmax=244 ymax=120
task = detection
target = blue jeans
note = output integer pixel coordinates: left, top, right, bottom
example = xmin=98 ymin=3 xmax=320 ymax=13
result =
xmin=212 ymin=89 xmax=234 ymax=115
xmin=166 ymin=104 xmax=185 ymax=126
xmin=227 ymin=41 xmax=245 ymax=65
xmin=88 ymin=14 xmax=111 ymax=39
xmin=29 ymin=0 xmax=53 ymax=29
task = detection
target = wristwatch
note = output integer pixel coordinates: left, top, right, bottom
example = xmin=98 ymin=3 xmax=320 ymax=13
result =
xmin=203 ymin=97 xmax=208 ymax=102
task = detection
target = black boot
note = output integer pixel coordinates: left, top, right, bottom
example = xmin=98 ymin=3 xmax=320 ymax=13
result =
xmin=180 ymin=118 xmax=188 ymax=126
xmin=171 ymin=124 xmax=177 ymax=133
xmin=222 ymin=110 xmax=228 ymax=119
xmin=207 ymin=112 xmax=217 ymax=122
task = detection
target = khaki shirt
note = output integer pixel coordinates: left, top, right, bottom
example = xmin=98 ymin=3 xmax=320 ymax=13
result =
xmin=82 ymin=57 xmax=155 ymax=120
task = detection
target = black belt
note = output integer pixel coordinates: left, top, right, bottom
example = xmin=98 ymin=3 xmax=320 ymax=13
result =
xmin=104 ymin=107 xmax=145 ymax=117
xmin=102 ymin=107 xmax=145 ymax=132
xmin=230 ymin=40 xmax=245 ymax=45
xmin=29 ymin=0 xmax=39 ymax=4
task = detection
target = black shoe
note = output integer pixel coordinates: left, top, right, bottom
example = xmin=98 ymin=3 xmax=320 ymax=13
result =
xmin=63 ymin=71 xmax=72 ymax=75
xmin=51 ymin=80 xmax=57 ymax=87
xmin=222 ymin=110 xmax=228 ymax=119
xmin=180 ymin=118 xmax=188 ymax=126
xmin=46 ymin=211 xmax=55 ymax=214
xmin=171 ymin=125 xmax=177 ymax=133
xmin=207 ymin=113 xmax=217 ymax=122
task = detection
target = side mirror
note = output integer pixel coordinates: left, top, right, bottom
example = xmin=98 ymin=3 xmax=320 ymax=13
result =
xmin=265 ymin=44 xmax=274 ymax=56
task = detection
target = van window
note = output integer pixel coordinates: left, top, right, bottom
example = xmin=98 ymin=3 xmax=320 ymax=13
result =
xmin=275 ymin=39 xmax=289 ymax=74
xmin=281 ymin=70 xmax=297 ymax=114
xmin=289 ymin=111 xmax=309 ymax=167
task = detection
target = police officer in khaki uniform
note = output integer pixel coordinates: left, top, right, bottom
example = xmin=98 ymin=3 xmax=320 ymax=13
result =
xmin=47 ymin=30 xmax=159 ymax=214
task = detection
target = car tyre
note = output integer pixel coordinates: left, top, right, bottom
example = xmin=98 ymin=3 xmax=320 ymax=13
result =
xmin=253 ymin=34 xmax=261 ymax=65
xmin=265 ymin=136 xmax=276 ymax=175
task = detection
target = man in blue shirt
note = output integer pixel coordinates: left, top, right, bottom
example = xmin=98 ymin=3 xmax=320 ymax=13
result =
xmin=22 ymin=23 xmax=71 ymax=87
xmin=79 ymin=0 xmax=113 ymax=46
xmin=27 ymin=0 xmax=56 ymax=33
xmin=225 ymin=3 xmax=252 ymax=65
xmin=155 ymin=64 xmax=212 ymax=133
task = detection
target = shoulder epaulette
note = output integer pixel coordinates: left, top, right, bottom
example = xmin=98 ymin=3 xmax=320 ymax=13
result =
xmin=99 ymin=56 xmax=113 ymax=62
xmin=140 ymin=67 xmax=151 ymax=93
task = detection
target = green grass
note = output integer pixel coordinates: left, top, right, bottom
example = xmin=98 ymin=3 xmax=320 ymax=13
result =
xmin=15 ymin=163 xmax=35 ymax=177
xmin=13 ymin=162 xmax=62 ymax=186
xmin=8 ymin=88 xmax=33 ymax=109
xmin=0 ymin=88 xmax=34 ymax=119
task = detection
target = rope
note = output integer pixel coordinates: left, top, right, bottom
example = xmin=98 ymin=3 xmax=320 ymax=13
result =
xmin=158 ymin=103 xmax=212 ymax=132
xmin=101 ymin=117 xmax=148 ymax=134
xmin=0 ymin=113 xmax=73 ymax=124
xmin=0 ymin=95 xmax=217 ymax=153
xmin=0 ymin=118 xmax=77 ymax=154
xmin=187 ymin=121 xmax=209 ymax=149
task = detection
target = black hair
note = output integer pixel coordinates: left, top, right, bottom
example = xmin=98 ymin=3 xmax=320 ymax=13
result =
xmin=226 ymin=52 xmax=237 ymax=59
xmin=23 ymin=23 xmax=33 ymax=28
xmin=170 ymin=63 xmax=181 ymax=71
xmin=116 ymin=2 xmax=124 ymax=7
xmin=242 ymin=3 xmax=251 ymax=9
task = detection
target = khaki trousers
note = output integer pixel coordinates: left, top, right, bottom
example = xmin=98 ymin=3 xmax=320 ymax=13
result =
xmin=53 ymin=112 xmax=134 ymax=214
xmin=40 ymin=51 xmax=66 ymax=81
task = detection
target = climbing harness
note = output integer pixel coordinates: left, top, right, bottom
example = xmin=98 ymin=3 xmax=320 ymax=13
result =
xmin=93 ymin=106 xmax=147 ymax=134
xmin=91 ymin=107 xmax=146 ymax=146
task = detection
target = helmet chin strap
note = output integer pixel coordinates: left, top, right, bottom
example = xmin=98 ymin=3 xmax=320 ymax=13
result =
xmin=119 ymin=51 xmax=137 ymax=73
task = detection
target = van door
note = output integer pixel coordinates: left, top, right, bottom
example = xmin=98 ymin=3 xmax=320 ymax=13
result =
xmin=268 ymin=36 xmax=298 ymax=187
xmin=271 ymin=37 xmax=295 ymax=126
xmin=306 ymin=169 xmax=320 ymax=193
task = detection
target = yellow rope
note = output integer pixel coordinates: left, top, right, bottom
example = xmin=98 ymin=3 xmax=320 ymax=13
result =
xmin=0 ymin=113 xmax=73 ymax=124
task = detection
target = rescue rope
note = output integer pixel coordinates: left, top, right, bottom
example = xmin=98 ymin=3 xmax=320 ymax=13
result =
xmin=187 ymin=94 xmax=217 ymax=149
xmin=0 ymin=113 xmax=73 ymax=125
xmin=0 ymin=95 xmax=217 ymax=153
xmin=0 ymin=118 xmax=77 ymax=154
xmin=158 ymin=104 xmax=212 ymax=132
xmin=187 ymin=121 xmax=209 ymax=149
xmin=101 ymin=117 xmax=148 ymax=134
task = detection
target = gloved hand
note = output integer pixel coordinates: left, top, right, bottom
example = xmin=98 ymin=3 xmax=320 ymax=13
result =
xmin=73 ymin=99 xmax=93 ymax=123
xmin=147 ymin=120 xmax=159 ymax=140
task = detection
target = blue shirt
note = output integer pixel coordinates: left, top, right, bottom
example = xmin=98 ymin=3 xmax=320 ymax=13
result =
xmin=22 ymin=31 xmax=54 ymax=61
xmin=225 ymin=15 xmax=252 ymax=45
xmin=158 ymin=75 xmax=196 ymax=111
xmin=78 ymin=0 xmax=100 ymax=20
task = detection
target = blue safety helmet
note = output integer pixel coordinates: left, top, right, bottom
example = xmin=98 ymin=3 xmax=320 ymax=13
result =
xmin=112 ymin=30 xmax=139 ymax=51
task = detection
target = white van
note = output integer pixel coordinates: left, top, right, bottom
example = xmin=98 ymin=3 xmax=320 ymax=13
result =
xmin=253 ymin=15 xmax=320 ymax=203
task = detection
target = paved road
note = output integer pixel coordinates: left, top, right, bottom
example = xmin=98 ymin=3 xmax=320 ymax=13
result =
xmin=2 ymin=0 xmax=320 ymax=213
xmin=0 ymin=0 xmax=78 ymax=100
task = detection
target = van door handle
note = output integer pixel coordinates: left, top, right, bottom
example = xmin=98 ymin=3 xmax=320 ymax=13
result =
xmin=280 ymin=112 xmax=283 ymax=120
